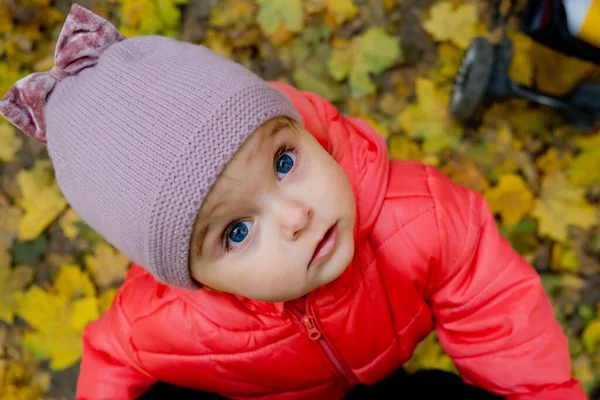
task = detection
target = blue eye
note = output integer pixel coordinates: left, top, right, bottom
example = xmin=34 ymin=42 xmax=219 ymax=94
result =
xmin=276 ymin=151 xmax=295 ymax=179
xmin=226 ymin=221 xmax=252 ymax=248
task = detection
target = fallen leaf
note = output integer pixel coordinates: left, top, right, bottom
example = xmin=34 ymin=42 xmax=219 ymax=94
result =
xmin=209 ymin=0 xmax=256 ymax=28
xmin=398 ymin=78 xmax=463 ymax=154
xmin=0 ymin=250 xmax=33 ymax=323
xmin=485 ymin=174 xmax=534 ymax=228
xmin=53 ymin=264 xmax=96 ymax=299
xmin=441 ymin=156 xmax=490 ymax=193
xmin=98 ymin=289 xmax=117 ymax=314
xmin=404 ymin=331 xmax=457 ymax=374
xmin=536 ymin=148 xmax=572 ymax=179
xmin=119 ymin=0 xmax=187 ymax=38
xmin=532 ymin=171 xmax=598 ymax=242
xmin=256 ymin=0 xmax=304 ymax=35
xmin=422 ymin=2 xmax=478 ymax=49
xmin=16 ymin=160 xmax=67 ymax=241
xmin=58 ymin=208 xmax=82 ymax=240
xmin=85 ymin=242 xmax=130 ymax=289
xmin=570 ymin=133 xmax=600 ymax=187
xmin=327 ymin=28 xmax=401 ymax=98
xmin=0 ymin=120 xmax=22 ymax=163
xmin=0 ymin=194 xmax=22 ymax=251
xmin=16 ymin=265 xmax=98 ymax=370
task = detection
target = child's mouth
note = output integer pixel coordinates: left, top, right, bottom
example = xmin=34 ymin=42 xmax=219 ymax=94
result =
xmin=308 ymin=223 xmax=338 ymax=269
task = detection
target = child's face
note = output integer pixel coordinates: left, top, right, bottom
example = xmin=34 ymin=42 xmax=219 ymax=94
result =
xmin=190 ymin=117 xmax=356 ymax=302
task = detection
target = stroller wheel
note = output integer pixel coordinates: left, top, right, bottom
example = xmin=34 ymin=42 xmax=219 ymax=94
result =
xmin=450 ymin=37 xmax=495 ymax=122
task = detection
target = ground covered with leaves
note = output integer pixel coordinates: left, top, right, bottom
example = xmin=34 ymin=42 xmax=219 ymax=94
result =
xmin=2 ymin=0 xmax=600 ymax=398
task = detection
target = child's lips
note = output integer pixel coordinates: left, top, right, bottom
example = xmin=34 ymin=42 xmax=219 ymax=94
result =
xmin=308 ymin=223 xmax=338 ymax=269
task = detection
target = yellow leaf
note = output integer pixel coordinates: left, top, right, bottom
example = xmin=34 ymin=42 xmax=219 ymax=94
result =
xmin=58 ymin=208 xmax=81 ymax=240
xmin=572 ymin=354 xmax=596 ymax=392
xmin=536 ymin=148 xmax=572 ymax=179
xmin=85 ymin=242 xmax=130 ymax=289
xmin=0 ymin=252 xmax=33 ymax=323
xmin=0 ymin=194 xmax=22 ymax=251
xmin=209 ymin=0 xmax=256 ymax=28
xmin=404 ymin=331 xmax=456 ymax=374
xmin=551 ymin=244 xmax=580 ymax=273
xmin=98 ymin=289 xmax=118 ymax=314
xmin=532 ymin=171 xmax=598 ymax=242
xmin=0 ymin=120 xmax=22 ymax=163
xmin=398 ymin=78 xmax=463 ymax=154
xmin=583 ymin=319 xmax=600 ymax=353
xmin=119 ymin=0 xmax=187 ymax=37
xmin=441 ymin=156 xmax=490 ymax=193
xmin=70 ymin=297 xmax=100 ymax=332
xmin=388 ymin=135 xmax=423 ymax=161
xmin=16 ymin=270 xmax=99 ymax=370
xmin=422 ymin=2 xmax=478 ymax=49
xmin=54 ymin=264 xmax=96 ymax=299
xmin=323 ymin=0 xmax=358 ymax=27
xmin=484 ymin=174 xmax=533 ymax=228
xmin=429 ymin=43 xmax=463 ymax=87
xmin=16 ymin=160 xmax=67 ymax=241
xmin=570 ymin=133 xmax=600 ymax=187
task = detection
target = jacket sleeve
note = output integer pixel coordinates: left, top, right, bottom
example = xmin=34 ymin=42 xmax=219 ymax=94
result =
xmin=416 ymin=165 xmax=585 ymax=399
xmin=76 ymin=293 xmax=156 ymax=399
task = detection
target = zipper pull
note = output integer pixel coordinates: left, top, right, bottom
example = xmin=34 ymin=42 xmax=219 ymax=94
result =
xmin=301 ymin=315 xmax=321 ymax=340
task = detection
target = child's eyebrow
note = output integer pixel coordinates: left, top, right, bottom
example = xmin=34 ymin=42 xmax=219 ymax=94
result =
xmin=266 ymin=120 xmax=289 ymax=141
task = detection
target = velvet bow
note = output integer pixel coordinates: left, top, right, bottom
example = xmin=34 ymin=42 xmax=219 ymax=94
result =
xmin=0 ymin=4 xmax=124 ymax=143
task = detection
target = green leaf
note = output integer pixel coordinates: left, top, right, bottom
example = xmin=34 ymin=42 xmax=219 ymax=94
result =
xmin=327 ymin=27 xmax=401 ymax=98
xmin=256 ymin=0 xmax=304 ymax=35
xmin=12 ymin=235 xmax=47 ymax=265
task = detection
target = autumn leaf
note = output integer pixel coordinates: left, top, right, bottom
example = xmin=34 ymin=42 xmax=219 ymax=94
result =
xmin=306 ymin=0 xmax=358 ymax=28
xmin=0 ymin=325 xmax=51 ymax=400
xmin=58 ymin=208 xmax=81 ymax=240
xmin=85 ymin=242 xmax=130 ymax=289
xmin=119 ymin=0 xmax=188 ymax=38
xmin=98 ymin=288 xmax=118 ymax=314
xmin=583 ymin=319 xmax=600 ymax=353
xmin=0 ymin=194 xmax=21 ymax=251
xmin=0 ymin=250 xmax=33 ymax=323
xmin=16 ymin=265 xmax=99 ymax=370
xmin=485 ymin=174 xmax=534 ymax=228
xmin=256 ymin=0 xmax=303 ymax=35
xmin=536 ymin=148 xmax=572 ymax=180
xmin=16 ymin=160 xmax=67 ymax=241
xmin=422 ymin=2 xmax=478 ymax=49
xmin=532 ymin=171 xmax=598 ymax=242
xmin=327 ymin=27 xmax=401 ymax=98
xmin=570 ymin=133 xmax=600 ymax=187
xmin=398 ymin=78 xmax=463 ymax=154
xmin=508 ymin=31 xmax=534 ymax=86
xmin=404 ymin=332 xmax=457 ymax=374
xmin=210 ymin=0 xmax=256 ymax=28
xmin=440 ymin=156 xmax=490 ymax=193
xmin=0 ymin=120 xmax=22 ymax=163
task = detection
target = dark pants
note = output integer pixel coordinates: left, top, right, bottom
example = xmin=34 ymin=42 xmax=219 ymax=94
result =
xmin=139 ymin=369 xmax=503 ymax=399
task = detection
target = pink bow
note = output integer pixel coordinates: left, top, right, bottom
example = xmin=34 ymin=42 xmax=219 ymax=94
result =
xmin=0 ymin=4 xmax=124 ymax=143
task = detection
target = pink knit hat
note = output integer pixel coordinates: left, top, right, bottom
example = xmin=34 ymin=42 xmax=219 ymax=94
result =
xmin=0 ymin=4 xmax=300 ymax=289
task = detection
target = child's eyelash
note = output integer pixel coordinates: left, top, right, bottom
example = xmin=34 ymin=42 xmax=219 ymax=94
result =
xmin=274 ymin=143 xmax=297 ymax=161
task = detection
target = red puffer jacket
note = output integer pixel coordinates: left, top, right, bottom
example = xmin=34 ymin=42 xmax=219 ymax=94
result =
xmin=76 ymin=82 xmax=585 ymax=400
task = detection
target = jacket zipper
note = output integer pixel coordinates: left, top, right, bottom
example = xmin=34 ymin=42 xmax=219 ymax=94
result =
xmin=287 ymin=299 xmax=358 ymax=387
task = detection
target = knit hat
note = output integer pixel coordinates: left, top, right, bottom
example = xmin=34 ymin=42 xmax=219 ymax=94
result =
xmin=0 ymin=4 xmax=300 ymax=289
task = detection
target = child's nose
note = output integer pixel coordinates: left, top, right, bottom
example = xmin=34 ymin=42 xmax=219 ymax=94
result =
xmin=276 ymin=199 xmax=313 ymax=240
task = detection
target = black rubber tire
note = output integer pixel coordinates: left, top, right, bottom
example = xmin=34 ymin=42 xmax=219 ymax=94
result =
xmin=449 ymin=37 xmax=495 ymax=122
